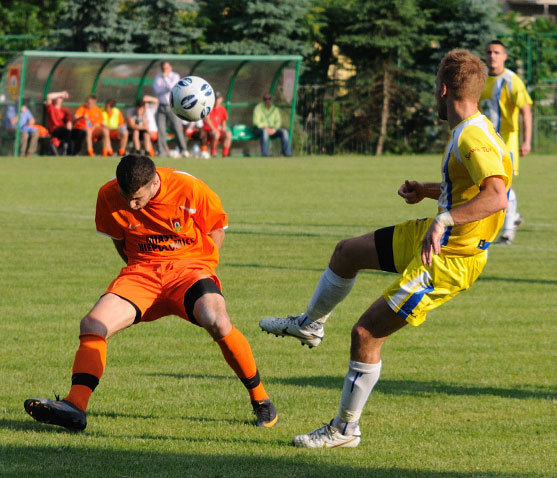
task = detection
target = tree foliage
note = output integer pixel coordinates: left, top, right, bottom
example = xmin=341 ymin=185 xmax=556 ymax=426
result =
xmin=53 ymin=0 xmax=126 ymax=51
xmin=0 ymin=0 xmax=62 ymax=66
xmin=127 ymin=0 xmax=202 ymax=54
xmin=198 ymin=0 xmax=311 ymax=55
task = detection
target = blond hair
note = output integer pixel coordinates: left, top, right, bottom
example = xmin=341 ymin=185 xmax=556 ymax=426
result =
xmin=437 ymin=49 xmax=487 ymax=101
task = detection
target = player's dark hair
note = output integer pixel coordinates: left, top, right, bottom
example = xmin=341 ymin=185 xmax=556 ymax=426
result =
xmin=105 ymin=98 xmax=116 ymax=108
xmin=487 ymin=39 xmax=506 ymax=50
xmin=116 ymin=155 xmax=156 ymax=196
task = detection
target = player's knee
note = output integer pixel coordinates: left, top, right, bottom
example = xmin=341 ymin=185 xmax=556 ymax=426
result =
xmin=351 ymin=322 xmax=371 ymax=345
xmin=79 ymin=314 xmax=108 ymax=337
xmin=193 ymin=295 xmax=232 ymax=339
xmin=332 ymin=238 xmax=354 ymax=264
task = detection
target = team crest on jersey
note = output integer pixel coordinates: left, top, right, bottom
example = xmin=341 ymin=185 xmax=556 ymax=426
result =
xmin=172 ymin=220 xmax=182 ymax=232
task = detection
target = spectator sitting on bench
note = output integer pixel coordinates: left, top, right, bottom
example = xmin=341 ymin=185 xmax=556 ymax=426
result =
xmin=203 ymin=92 xmax=231 ymax=158
xmin=127 ymin=100 xmax=155 ymax=157
xmin=45 ymin=91 xmax=85 ymax=155
xmin=74 ymin=95 xmax=106 ymax=157
xmin=4 ymin=99 xmax=39 ymax=157
xmin=184 ymin=119 xmax=206 ymax=158
xmin=103 ymin=99 xmax=129 ymax=157
xmin=252 ymin=93 xmax=292 ymax=157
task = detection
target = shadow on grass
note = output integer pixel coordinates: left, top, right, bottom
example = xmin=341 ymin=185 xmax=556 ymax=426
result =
xmin=143 ymin=373 xmax=555 ymax=400
xmin=224 ymin=261 xmax=556 ymax=286
xmin=144 ymin=373 xmax=554 ymax=401
xmin=476 ymin=275 xmax=557 ymax=285
xmin=0 ymin=443 xmax=548 ymax=477
xmin=275 ymin=376 xmax=555 ymax=400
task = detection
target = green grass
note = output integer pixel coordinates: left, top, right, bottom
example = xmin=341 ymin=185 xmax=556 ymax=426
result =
xmin=0 ymin=154 xmax=555 ymax=477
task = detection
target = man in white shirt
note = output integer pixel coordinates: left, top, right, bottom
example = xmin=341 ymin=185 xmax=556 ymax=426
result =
xmin=152 ymin=61 xmax=189 ymax=157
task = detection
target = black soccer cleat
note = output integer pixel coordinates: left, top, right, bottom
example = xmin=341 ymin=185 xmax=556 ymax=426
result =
xmin=24 ymin=398 xmax=87 ymax=431
xmin=251 ymin=398 xmax=279 ymax=428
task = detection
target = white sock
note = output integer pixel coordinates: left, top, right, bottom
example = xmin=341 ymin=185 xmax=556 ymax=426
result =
xmin=502 ymin=188 xmax=517 ymax=238
xmin=305 ymin=267 xmax=356 ymax=325
xmin=332 ymin=360 xmax=382 ymax=435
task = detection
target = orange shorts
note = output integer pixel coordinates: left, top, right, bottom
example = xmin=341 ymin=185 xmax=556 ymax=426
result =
xmin=104 ymin=260 xmax=221 ymax=324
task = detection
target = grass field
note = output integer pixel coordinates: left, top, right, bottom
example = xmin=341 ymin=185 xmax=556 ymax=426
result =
xmin=0 ymin=154 xmax=555 ymax=477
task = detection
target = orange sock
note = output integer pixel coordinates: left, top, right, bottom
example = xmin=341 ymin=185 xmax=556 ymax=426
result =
xmin=223 ymin=146 xmax=230 ymax=157
xmin=118 ymin=148 xmax=125 ymax=156
xmin=216 ymin=327 xmax=268 ymax=402
xmin=201 ymin=145 xmax=208 ymax=152
xmin=87 ymin=148 xmax=94 ymax=157
xmin=102 ymin=148 xmax=109 ymax=157
xmin=64 ymin=333 xmax=107 ymax=411
xmin=148 ymin=149 xmax=155 ymax=157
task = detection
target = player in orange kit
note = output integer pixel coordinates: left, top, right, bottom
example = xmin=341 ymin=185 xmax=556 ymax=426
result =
xmin=24 ymin=154 xmax=278 ymax=431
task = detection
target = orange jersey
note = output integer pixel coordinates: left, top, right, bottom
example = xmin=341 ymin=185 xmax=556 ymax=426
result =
xmin=95 ymin=167 xmax=228 ymax=267
xmin=74 ymin=104 xmax=104 ymax=129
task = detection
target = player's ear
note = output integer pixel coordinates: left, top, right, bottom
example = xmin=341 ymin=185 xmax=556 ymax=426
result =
xmin=440 ymin=83 xmax=448 ymax=98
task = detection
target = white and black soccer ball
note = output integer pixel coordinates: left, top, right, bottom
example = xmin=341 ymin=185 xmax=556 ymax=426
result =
xmin=170 ymin=76 xmax=215 ymax=122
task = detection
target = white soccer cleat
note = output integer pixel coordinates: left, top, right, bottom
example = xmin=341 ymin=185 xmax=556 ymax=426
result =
xmin=292 ymin=422 xmax=361 ymax=448
xmin=259 ymin=314 xmax=324 ymax=348
xmin=200 ymin=150 xmax=211 ymax=159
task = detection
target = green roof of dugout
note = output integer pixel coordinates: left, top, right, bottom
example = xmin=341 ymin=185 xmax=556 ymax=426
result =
xmin=2 ymin=50 xmax=302 ymax=156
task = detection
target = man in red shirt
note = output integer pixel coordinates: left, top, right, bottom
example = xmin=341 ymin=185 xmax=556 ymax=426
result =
xmin=24 ymin=155 xmax=278 ymax=431
xmin=203 ymin=92 xmax=232 ymax=158
xmin=45 ymin=91 xmax=85 ymax=155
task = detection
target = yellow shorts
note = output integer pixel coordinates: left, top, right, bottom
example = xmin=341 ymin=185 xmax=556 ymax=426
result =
xmin=382 ymin=218 xmax=487 ymax=326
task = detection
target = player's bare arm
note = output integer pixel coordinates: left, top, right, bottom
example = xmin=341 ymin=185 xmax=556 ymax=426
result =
xmin=209 ymin=228 xmax=225 ymax=250
xmin=112 ymin=238 xmax=128 ymax=264
xmin=421 ymin=176 xmax=508 ymax=266
xmin=398 ymin=180 xmax=441 ymax=204
xmin=45 ymin=91 xmax=68 ymax=105
xmin=520 ymin=103 xmax=532 ymax=157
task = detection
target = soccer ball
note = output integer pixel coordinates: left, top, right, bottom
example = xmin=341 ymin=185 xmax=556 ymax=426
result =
xmin=170 ymin=76 xmax=215 ymax=122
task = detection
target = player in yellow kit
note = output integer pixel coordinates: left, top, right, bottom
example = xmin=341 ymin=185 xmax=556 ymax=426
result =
xmin=480 ymin=40 xmax=532 ymax=244
xmin=260 ymin=49 xmax=512 ymax=448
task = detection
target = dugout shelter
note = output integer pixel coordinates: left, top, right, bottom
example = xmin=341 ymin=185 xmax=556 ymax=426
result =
xmin=0 ymin=51 xmax=302 ymax=156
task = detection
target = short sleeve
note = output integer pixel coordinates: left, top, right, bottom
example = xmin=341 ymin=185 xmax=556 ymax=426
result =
xmin=512 ymin=76 xmax=533 ymax=110
xmin=190 ymin=178 xmax=228 ymax=234
xmin=95 ymin=186 xmax=124 ymax=240
xmin=458 ymin=127 xmax=509 ymax=188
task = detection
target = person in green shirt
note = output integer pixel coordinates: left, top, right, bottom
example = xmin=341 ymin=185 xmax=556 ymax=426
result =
xmin=252 ymin=93 xmax=292 ymax=157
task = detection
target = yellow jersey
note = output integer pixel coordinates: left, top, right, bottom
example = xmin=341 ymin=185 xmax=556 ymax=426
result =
xmin=438 ymin=112 xmax=512 ymax=256
xmin=102 ymin=107 xmax=125 ymax=130
xmin=479 ymin=69 xmax=532 ymax=137
xmin=479 ymin=68 xmax=532 ymax=173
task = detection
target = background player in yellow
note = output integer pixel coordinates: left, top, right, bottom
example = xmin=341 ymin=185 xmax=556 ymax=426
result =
xmin=480 ymin=40 xmax=533 ymax=245
xmin=260 ymin=49 xmax=511 ymax=448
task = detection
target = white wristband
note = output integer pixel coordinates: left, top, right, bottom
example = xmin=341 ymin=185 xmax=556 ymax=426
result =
xmin=435 ymin=211 xmax=454 ymax=227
